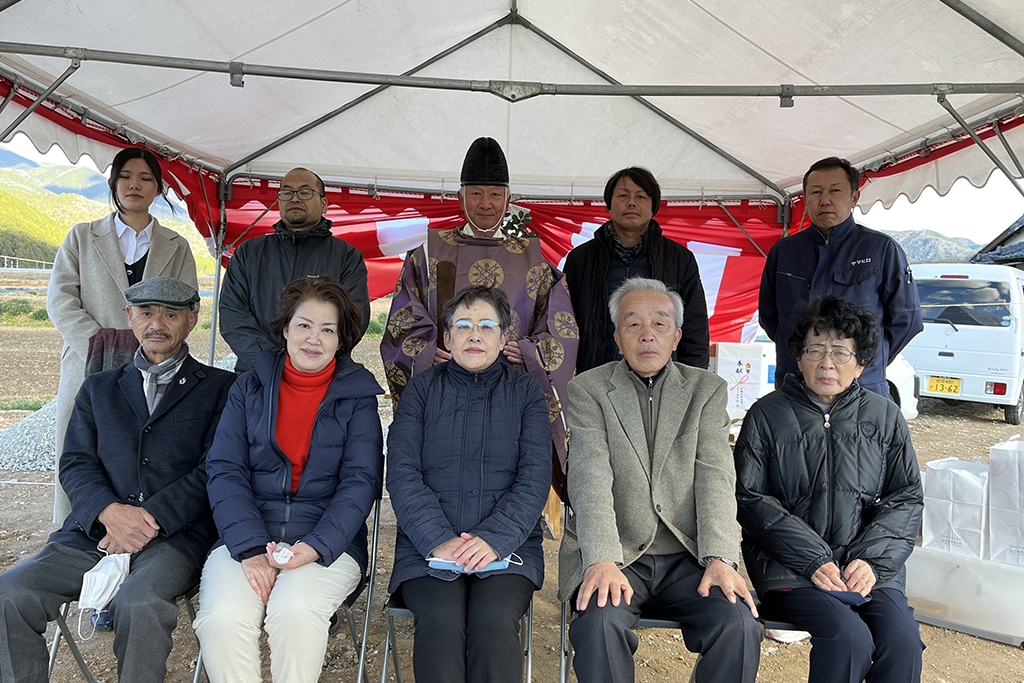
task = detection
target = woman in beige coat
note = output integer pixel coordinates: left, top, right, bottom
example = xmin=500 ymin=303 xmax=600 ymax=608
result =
xmin=47 ymin=147 xmax=197 ymax=522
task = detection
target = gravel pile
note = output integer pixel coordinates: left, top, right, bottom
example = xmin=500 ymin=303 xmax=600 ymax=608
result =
xmin=0 ymin=398 xmax=56 ymax=471
xmin=0 ymin=353 xmax=391 ymax=469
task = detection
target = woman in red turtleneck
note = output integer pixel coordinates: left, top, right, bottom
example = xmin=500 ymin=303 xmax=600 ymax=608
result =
xmin=196 ymin=276 xmax=384 ymax=683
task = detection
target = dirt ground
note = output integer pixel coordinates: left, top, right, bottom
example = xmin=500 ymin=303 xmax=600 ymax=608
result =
xmin=3 ymin=321 xmax=1024 ymax=681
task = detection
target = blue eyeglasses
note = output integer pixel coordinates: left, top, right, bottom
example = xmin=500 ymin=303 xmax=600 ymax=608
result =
xmin=451 ymin=319 xmax=501 ymax=335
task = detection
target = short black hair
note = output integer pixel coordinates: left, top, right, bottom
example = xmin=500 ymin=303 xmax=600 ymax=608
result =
xmin=787 ymin=295 xmax=878 ymax=367
xmin=271 ymin=276 xmax=363 ymax=358
xmin=802 ymin=157 xmax=860 ymax=196
xmin=108 ymin=146 xmax=174 ymax=214
xmin=441 ymin=285 xmax=512 ymax=333
xmin=287 ymin=167 xmax=326 ymax=196
xmin=603 ymin=167 xmax=661 ymax=217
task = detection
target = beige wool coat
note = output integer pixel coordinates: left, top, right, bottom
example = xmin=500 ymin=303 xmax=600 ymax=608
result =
xmin=558 ymin=359 xmax=741 ymax=602
xmin=47 ymin=213 xmax=197 ymax=522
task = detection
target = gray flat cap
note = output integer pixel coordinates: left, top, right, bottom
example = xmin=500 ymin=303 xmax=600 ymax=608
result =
xmin=125 ymin=277 xmax=200 ymax=309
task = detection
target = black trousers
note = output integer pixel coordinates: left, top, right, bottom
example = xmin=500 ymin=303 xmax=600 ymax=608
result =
xmin=762 ymin=586 xmax=924 ymax=683
xmin=569 ymin=551 xmax=762 ymax=683
xmin=400 ymin=573 xmax=534 ymax=683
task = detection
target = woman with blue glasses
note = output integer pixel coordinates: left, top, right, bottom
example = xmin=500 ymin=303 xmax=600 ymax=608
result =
xmin=386 ymin=284 xmax=551 ymax=683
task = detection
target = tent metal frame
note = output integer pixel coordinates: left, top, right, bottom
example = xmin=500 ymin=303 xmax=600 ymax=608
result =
xmin=1 ymin=0 xmax=1023 ymax=362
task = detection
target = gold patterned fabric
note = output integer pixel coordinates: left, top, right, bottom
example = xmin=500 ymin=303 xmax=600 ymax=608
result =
xmin=380 ymin=226 xmax=579 ymax=472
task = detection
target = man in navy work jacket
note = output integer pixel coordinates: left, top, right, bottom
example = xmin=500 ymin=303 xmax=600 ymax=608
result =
xmin=758 ymin=157 xmax=922 ymax=396
xmin=0 ymin=277 xmax=236 ymax=683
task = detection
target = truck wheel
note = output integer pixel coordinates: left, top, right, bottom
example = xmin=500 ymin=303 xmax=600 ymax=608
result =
xmin=1005 ymin=384 xmax=1024 ymax=425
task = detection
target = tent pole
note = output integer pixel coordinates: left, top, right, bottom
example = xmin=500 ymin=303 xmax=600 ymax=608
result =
xmin=207 ymin=176 xmax=228 ymax=366
xmin=0 ymin=60 xmax=78 ymax=141
xmin=993 ymin=121 xmax=1024 ymax=179
xmin=935 ymin=0 xmax=1024 ymax=60
xmin=938 ymin=96 xmax=1024 ymax=200
xmin=715 ymin=200 xmax=767 ymax=258
xmin=0 ymin=81 xmax=16 ymax=117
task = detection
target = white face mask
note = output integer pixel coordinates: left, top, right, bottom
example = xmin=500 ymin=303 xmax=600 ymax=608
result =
xmin=77 ymin=552 xmax=130 ymax=640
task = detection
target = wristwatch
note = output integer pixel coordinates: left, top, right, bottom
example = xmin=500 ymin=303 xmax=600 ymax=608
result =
xmin=702 ymin=556 xmax=738 ymax=569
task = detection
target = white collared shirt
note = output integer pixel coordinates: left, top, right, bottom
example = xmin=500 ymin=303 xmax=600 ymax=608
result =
xmin=114 ymin=214 xmax=154 ymax=265
xmin=460 ymin=222 xmax=506 ymax=240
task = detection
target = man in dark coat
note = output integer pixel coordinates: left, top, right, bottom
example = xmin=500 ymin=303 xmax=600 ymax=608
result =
xmin=0 ymin=277 xmax=236 ymax=683
xmin=564 ymin=166 xmax=710 ymax=373
xmin=220 ymin=167 xmax=371 ymax=373
xmin=758 ymin=156 xmax=922 ymax=396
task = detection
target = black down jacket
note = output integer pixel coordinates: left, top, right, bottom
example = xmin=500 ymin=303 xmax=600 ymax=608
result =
xmin=733 ymin=374 xmax=923 ymax=593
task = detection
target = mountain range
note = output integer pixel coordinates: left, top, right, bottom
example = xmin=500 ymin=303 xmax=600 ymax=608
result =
xmin=0 ymin=147 xmax=993 ymax=273
xmin=0 ymin=149 xmax=214 ymax=273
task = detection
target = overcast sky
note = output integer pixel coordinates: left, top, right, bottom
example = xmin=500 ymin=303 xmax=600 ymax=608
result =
xmin=3 ymin=133 xmax=1023 ymax=246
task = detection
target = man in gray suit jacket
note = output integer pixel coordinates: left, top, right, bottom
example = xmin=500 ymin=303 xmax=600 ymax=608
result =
xmin=558 ymin=277 xmax=761 ymax=683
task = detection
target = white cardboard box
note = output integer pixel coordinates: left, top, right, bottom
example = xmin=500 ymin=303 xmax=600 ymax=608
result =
xmin=709 ymin=342 xmax=769 ymax=420
xmin=906 ymin=546 xmax=1024 ymax=647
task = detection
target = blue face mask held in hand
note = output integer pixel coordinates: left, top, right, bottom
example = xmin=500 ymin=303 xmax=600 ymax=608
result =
xmin=427 ymin=552 xmax=523 ymax=574
xmin=77 ymin=551 xmax=130 ymax=639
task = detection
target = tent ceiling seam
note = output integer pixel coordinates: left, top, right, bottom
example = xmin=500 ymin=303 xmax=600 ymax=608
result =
xmin=223 ymin=14 xmax=516 ymax=179
xmin=510 ymin=13 xmax=786 ymax=200
xmin=688 ymin=0 xmax=906 ymax=135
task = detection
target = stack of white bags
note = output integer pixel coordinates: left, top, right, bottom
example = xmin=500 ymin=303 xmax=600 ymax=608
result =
xmin=922 ymin=437 xmax=1024 ymax=565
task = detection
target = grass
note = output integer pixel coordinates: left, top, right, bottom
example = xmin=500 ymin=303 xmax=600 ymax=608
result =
xmin=0 ymin=397 xmax=52 ymax=411
xmin=0 ymin=296 xmax=53 ymax=327
xmin=364 ymin=311 xmax=388 ymax=337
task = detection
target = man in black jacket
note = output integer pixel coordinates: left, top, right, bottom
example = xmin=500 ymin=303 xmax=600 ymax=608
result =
xmin=564 ymin=167 xmax=710 ymax=373
xmin=219 ymin=167 xmax=371 ymax=373
xmin=0 ymin=277 xmax=236 ymax=683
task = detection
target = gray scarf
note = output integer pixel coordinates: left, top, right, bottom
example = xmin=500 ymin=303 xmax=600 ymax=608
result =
xmin=133 ymin=343 xmax=190 ymax=414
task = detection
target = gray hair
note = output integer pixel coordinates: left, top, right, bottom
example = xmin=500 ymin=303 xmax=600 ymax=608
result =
xmin=608 ymin=277 xmax=685 ymax=331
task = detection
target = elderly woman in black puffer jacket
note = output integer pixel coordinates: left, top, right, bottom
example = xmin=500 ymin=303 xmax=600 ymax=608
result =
xmin=734 ymin=295 xmax=924 ymax=683
xmin=387 ymin=284 xmax=551 ymax=683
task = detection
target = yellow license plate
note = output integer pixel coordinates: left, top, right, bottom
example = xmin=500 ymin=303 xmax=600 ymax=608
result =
xmin=928 ymin=376 xmax=962 ymax=394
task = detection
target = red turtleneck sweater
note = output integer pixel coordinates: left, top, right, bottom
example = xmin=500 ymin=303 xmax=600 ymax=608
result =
xmin=275 ymin=355 xmax=336 ymax=492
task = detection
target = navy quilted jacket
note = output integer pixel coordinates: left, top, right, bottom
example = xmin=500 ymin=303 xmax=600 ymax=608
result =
xmin=734 ymin=374 xmax=923 ymax=593
xmin=206 ymin=349 xmax=383 ymax=572
xmin=386 ymin=359 xmax=552 ymax=592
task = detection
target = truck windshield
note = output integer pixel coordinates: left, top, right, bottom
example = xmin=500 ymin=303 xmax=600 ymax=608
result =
xmin=917 ymin=279 xmax=1012 ymax=327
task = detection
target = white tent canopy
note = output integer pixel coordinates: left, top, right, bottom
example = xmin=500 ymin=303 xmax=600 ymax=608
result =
xmin=1 ymin=0 xmax=1023 ymax=211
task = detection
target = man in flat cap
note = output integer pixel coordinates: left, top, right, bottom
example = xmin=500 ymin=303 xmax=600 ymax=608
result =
xmin=220 ymin=166 xmax=371 ymax=374
xmin=0 ymin=277 xmax=236 ymax=682
xmin=381 ymin=137 xmax=578 ymax=492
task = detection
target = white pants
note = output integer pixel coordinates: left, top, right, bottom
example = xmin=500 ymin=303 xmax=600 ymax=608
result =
xmin=194 ymin=545 xmax=362 ymax=683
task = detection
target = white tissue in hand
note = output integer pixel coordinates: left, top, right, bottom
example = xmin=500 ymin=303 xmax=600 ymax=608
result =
xmin=272 ymin=545 xmax=294 ymax=564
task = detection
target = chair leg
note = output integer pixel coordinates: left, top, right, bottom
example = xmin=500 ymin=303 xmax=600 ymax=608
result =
xmin=356 ymin=578 xmax=375 ymax=683
xmin=524 ymin=597 xmax=534 ymax=683
xmin=52 ymin=605 xmax=101 ymax=683
xmin=179 ymin=591 xmax=205 ymax=683
xmin=559 ymin=601 xmax=572 ymax=683
xmin=47 ymin=603 xmax=65 ymax=679
xmin=378 ymin=615 xmax=393 ymax=683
